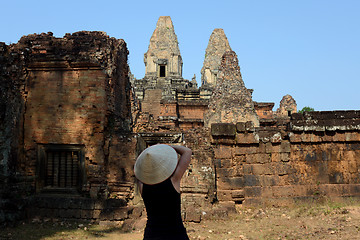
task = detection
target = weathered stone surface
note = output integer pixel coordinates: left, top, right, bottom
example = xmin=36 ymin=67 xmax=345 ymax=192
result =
xmin=201 ymin=29 xmax=232 ymax=86
xmin=144 ymin=16 xmax=182 ymax=78
xmin=0 ymin=31 xmax=132 ymax=224
xmin=184 ymin=207 xmax=201 ymax=223
xmin=275 ymin=94 xmax=297 ymax=117
xmin=204 ymin=51 xmax=259 ymax=127
xmin=254 ymin=102 xmax=275 ymax=120
xmin=291 ymin=111 xmax=360 ymax=132
xmin=211 ymin=123 xmax=236 ymax=137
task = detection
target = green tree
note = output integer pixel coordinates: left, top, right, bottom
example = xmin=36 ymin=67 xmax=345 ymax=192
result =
xmin=298 ymin=106 xmax=315 ymax=113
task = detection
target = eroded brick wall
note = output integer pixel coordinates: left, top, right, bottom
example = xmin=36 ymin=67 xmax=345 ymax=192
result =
xmin=181 ymin=128 xmax=215 ymax=222
xmin=0 ymin=41 xmax=29 ymax=224
xmin=211 ymin=111 xmax=360 ymax=206
xmin=0 ymin=32 xmax=133 ymax=224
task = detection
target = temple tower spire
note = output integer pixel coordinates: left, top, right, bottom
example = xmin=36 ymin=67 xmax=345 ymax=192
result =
xmin=144 ymin=16 xmax=183 ymax=78
xmin=201 ymin=29 xmax=232 ymax=87
xmin=205 ymin=51 xmax=259 ymax=127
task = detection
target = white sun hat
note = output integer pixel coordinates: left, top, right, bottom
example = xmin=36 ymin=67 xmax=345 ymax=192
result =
xmin=134 ymin=144 xmax=178 ymax=185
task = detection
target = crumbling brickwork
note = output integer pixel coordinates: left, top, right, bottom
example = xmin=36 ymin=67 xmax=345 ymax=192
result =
xmin=201 ymin=28 xmax=232 ymax=87
xmin=0 ymin=32 xmax=134 ymax=224
xmin=211 ymin=111 xmax=360 ymax=206
xmin=0 ymin=40 xmax=30 ymax=223
xmin=181 ymin=128 xmax=215 ymax=222
xmin=205 ymin=51 xmax=260 ymax=127
xmin=275 ymin=94 xmax=297 ymax=117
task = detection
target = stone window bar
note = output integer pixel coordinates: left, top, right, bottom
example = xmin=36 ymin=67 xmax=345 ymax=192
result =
xmin=37 ymin=144 xmax=86 ymax=194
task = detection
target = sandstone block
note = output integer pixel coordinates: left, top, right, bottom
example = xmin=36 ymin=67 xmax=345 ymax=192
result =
xmin=211 ymin=123 xmax=236 ymax=137
xmin=235 ymin=132 xmax=259 ymax=144
xmin=234 ymin=145 xmax=258 ymax=155
xmin=243 ymin=197 xmax=263 ymax=206
xmin=323 ymin=132 xmax=334 ymax=142
xmin=243 ymin=164 xmax=253 ymax=174
xmin=214 ymin=158 xmax=232 ymax=168
xmin=348 ymin=160 xmax=357 ymax=173
xmin=274 ymin=162 xmax=294 ymax=176
xmin=214 ymin=145 xmax=232 ymax=159
xmin=272 ymin=186 xmax=295 ymax=197
xmin=62 ymin=209 xmax=81 ymax=219
xmin=345 ymin=132 xmax=360 ymax=141
xmin=261 ymin=142 xmax=271 ymax=153
xmin=217 ymin=190 xmax=233 ymax=201
xmin=270 ymin=132 xmax=282 ymax=143
xmin=333 ymin=132 xmax=346 ymax=142
xmin=291 ymin=185 xmax=308 ymax=197
xmin=259 ymin=175 xmax=279 ymax=186
xmin=202 ymin=207 xmax=229 ymax=220
xmin=231 ymin=189 xmax=244 ymax=199
xmin=280 ymin=141 xmax=291 ymax=153
xmin=245 ymin=121 xmax=255 ymax=132
xmin=217 ymin=176 xmax=245 ymax=190
xmin=113 ymin=207 xmax=129 ymax=220
xmin=246 ymin=153 xmax=271 ymax=164
xmin=92 ymin=209 xmax=100 ymax=219
xmin=229 ymin=177 xmax=245 ymax=188
xmin=251 ymin=164 xmax=273 ymax=175
xmin=133 ymin=217 xmax=147 ymax=231
xmin=236 ymin=122 xmax=246 ymax=132
xmin=244 ymin=186 xmax=262 ymax=197
xmin=289 ymin=132 xmax=302 ymax=143
xmin=216 ymin=168 xmax=233 ymax=177
xmin=318 ymin=184 xmax=344 ymax=196
xmin=99 ymin=208 xmax=114 ymax=221
xmin=281 ymin=153 xmax=290 ymax=162
xmin=232 ymin=155 xmax=246 ymax=165
xmin=348 ymin=184 xmax=360 ymax=196
xmin=81 ymin=210 xmax=93 ymax=219
xmin=244 ymin=175 xmax=260 ymax=186
xmin=260 ymin=186 xmax=273 ymax=198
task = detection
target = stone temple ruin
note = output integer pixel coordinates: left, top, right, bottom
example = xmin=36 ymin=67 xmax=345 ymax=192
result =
xmin=1 ymin=16 xmax=360 ymax=225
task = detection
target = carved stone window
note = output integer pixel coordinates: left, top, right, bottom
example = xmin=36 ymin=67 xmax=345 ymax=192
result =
xmin=37 ymin=144 xmax=86 ymax=194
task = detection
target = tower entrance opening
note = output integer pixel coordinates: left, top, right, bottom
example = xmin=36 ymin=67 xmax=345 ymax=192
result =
xmin=159 ymin=65 xmax=166 ymax=77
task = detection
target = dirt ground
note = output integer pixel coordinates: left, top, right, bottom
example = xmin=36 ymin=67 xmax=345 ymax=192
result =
xmin=1 ymin=200 xmax=360 ymax=240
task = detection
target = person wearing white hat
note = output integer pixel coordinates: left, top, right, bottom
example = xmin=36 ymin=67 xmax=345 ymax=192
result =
xmin=134 ymin=144 xmax=192 ymax=240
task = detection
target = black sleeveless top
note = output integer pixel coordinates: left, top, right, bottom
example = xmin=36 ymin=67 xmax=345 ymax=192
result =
xmin=142 ymin=178 xmax=189 ymax=240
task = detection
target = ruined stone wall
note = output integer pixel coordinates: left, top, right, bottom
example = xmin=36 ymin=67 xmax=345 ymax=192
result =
xmin=211 ymin=111 xmax=360 ymax=206
xmin=15 ymin=32 xmax=131 ymax=197
xmin=181 ymin=128 xmax=216 ymax=222
xmin=0 ymin=32 xmax=133 ymax=224
xmin=0 ymin=41 xmax=29 ymax=224
xmin=141 ymin=89 xmax=162 ymax=118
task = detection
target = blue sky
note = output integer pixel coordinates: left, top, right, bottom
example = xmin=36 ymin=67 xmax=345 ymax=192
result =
xmin=1 ymin=0 xmax=359 ymax=111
